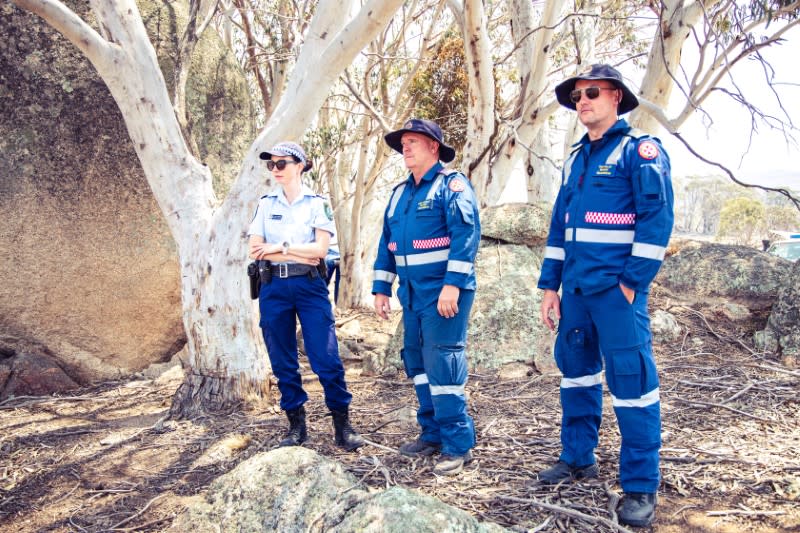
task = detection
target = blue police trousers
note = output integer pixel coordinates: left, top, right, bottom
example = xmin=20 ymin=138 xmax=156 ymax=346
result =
xmin=259 ymin=274 xmax=351 ymax=412
xmin=555 ymin=285 xmax=661 ymax=493
xmin=401 ymin=288 xmax=476 ymax=456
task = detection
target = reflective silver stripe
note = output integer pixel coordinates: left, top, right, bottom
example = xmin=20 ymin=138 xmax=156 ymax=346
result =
xmin=575 ymin=228 xmax=635 ymax=244
xmin=447 ymin=260 xmax=472 ymax=274
xmin=632 ymin=242 xmax=666 ymax=261
xmin=373 ymin=270 xmax=397 ymax=283
xmin=388 ymin=184 xmax=406 ymax=218
xmin=394 ymin=248 xmax=450 ymax=267
xmin=413 ymin=374 xmax=429 ymax=386
xmin=430 ymin=384 xmax=465 ymax=396
xmin=427 ymin=175 xmax=444 ymax=200
xmin=563 ymin=151 xmax=579 ymax=181
xmin=565 ymin=228 xmax=573 ymax=242
xmin=545 ymin=246 xmax=565 ymax=261
xmin=560 ymin=372 xmax=603 ymax=389
xmin=611 ymin=387 xmax=660 ymax=408
xmin=605 ymin=136 xmax=633 ymax=165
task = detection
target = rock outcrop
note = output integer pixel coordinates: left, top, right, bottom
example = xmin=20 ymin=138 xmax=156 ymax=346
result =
xmin=174 ymin=447 xmax=507 ymax=532
xmin=655 ymin=242 xmax=792 ymax=309
xmin=0 ymin=1 xmax=252 ymax=397
xmin=756 ymin=259 xmax=800 ymax=364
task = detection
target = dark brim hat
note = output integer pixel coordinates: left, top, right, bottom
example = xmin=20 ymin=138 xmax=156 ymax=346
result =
xmin=384 ymin=118 xmax=456 ymax=163
xmin=555 ymin=64 xmax=639 ymax=115
xmin=259 ymin=141 xmax=313 ymax=172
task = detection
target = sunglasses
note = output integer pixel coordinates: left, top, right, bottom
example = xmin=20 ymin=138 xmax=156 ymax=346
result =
xmin=569 ymin=86 xmax=617 ymax=103
xmin=265 ymin=159 xmax=299 ymax=171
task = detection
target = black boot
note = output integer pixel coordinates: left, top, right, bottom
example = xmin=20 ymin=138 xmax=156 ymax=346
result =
xmin=330 ymin=408 xmax=365 ymax=451
xmin=618 ymin=492 xmax=657 ymax=527
xmin=279 ymin=406 xmax=307 ymax=447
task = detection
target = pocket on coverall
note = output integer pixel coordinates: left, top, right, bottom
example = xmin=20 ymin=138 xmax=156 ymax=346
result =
xmin=607 ymin=348 xmax=644 ymax=399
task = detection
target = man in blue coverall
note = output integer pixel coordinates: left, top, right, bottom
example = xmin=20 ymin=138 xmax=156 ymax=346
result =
xmin=373 ymin=119 xmax=481 ymax=476
xmin=537 ymin=65 xmax=674 ymax=527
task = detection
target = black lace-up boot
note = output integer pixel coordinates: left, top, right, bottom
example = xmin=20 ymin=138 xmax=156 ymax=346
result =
xmin=330 ymin=408 xmax=365 ymax=451
xmin=279 ymin=406 xmax=307 ymax=447
xmin=618 ymin=492 xmax=657 ymax=527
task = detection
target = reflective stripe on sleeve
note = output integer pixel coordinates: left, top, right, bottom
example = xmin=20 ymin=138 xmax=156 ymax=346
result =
xmin=413 ymin=374 xmax=429 ymax=386
xmin=545 ymin=246 xmax=565 ymax=261
xmin=447 ymin=260 xmax=472 ymax=274
xmin=394 ymin=248 xmax=450 ymax=267
xmin=373 ymin=270 xmax=397 ymax=283
xmin=611 ymin=388 xmax=660 ymax=408
xmin=574 ymin=228 xmax=635 ymax=244
xmin=632 ymin=242 xmax=666 ymax=261
xmin=560 ymin=372 xmax=603 ymax=389
xmin=429 ymin=383 xmax=465 ymax=396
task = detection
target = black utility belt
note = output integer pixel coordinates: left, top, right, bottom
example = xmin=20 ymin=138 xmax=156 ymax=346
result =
xmin=269 ymin=263 xmax=318 ymax=278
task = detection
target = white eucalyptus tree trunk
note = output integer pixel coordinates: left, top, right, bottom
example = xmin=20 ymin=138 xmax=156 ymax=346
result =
xmin=13 ymin=0 xmax=405 ymax=416
xmin=456 ymin=0 xmax=495 ymax=200
xmin=629 ymin=0 xmax=708 ymax=133
xmin=485 ymin=0 xmax=564 ymax=206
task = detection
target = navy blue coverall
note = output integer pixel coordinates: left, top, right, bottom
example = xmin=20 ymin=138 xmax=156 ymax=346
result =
xmin=537 ymin=119 xmax=674 ymax=494
xmin=372 ymin=163 xmax=481 ymax=456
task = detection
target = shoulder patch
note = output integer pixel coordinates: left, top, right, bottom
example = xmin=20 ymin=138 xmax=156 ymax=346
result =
xmin=638 ymin=141 xmax=659 ymax=160
xmin=448 ymin=178 xmax=466 ymax=192
xmin=323 ymin=200 xmax=334 ymax=221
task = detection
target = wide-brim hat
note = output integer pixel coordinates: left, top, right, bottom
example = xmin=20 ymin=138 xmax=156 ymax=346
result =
xmin=384 ymin=118 xmax=456 ymax=163
xmin=259 ymin=141 xmax=313 ymax=172
xmin=555 ymin=64 xmax=639 ymax=115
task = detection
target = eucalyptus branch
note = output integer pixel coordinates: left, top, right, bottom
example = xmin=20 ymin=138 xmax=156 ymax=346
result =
xmin=671 ymin=132 xmax=800 ymax=211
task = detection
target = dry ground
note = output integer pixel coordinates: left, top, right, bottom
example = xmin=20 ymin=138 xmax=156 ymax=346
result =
xmin=0 ymin=304 xmax=798 ymax=532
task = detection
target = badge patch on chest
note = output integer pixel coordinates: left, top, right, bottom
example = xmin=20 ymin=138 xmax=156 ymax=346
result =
xmin=449 ymin=178 xmax=466 ymax=192
xmin=638 ymin=141 xmax=659 ymax=160
xmin=596 ymin=164 xmax=614 ymax=176
xmin=270 ymin=214 xmax=283 ymax=220
xmin=417 ymin=199 xmax=432 ymax=211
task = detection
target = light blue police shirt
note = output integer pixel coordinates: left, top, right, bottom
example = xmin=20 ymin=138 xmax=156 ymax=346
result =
xmin=248 ymin=185 xmax=336 ymax=250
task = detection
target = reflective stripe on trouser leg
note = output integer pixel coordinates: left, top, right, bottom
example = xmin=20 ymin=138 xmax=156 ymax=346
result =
xmin=587 ymin=286 xmax=661 ymax=493
xmin=556 ymin=290 xmax=602 ymax=467
xmin=402 ymin=308 xmax=439 ymax=444
xmin=258 ymin=278 xmax=307 ymax=411
xmin=419 ymin=289 xmax=476 ymax=456
xmin=294 ymin=275 xmax=352 ymax=411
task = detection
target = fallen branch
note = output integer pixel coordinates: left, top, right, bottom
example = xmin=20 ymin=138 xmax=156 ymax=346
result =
xmin=495 ymin=495 xmax=637 ymax=533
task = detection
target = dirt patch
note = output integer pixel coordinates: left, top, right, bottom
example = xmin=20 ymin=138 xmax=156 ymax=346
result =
xmin=0 ymin=307 xmax=798 ymax=532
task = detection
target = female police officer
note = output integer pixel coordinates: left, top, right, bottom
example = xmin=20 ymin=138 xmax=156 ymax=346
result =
xmin=247 ymin=141 xmax=364 ymax=451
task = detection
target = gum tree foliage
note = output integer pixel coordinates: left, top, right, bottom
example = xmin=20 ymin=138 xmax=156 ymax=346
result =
xmin=10 ymin=0 xmax=406 ymax=416
xmin=717 ymin=196 xmax=768 ymax=245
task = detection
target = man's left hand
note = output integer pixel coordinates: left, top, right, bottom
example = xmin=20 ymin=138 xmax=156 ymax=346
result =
xmin=437 ymin=285 xmax=460 ymax=318
xmin=619 ymin=282 xmax=635 ymax=304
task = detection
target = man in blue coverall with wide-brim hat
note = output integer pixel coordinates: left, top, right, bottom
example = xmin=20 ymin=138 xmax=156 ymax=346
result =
xmin=373 ymin=118 xmax=481 ymax=476
xmin=537 ymin=64 xmax=674 ymax=527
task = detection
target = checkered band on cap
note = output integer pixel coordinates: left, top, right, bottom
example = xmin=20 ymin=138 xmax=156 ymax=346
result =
xmin=268 ymin=142 xmax=307 ymax=164
xmin=413 ymin=236 xmax=451 ymax=249
xmin=585 ymin=212 xmax=636 ymax=225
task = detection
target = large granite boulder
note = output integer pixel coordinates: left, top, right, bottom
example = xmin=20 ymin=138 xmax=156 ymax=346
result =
xmin=174 ymin=447 xmax=507 ymax=532
xmin=0 ymin=1 xmax=252 ymax=396
xmin=756 ymin=259 xmax=800 ymax=364
xmin=655 ymin=242 xmax=792 ymax=310
xmin=480 ymin=202 xmax=551 ymax=246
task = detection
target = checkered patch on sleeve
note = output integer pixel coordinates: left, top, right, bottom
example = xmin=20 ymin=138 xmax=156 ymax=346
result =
xmin=412 ymin=236 xmax=451 ymax=249
xmin=388 ymin=242 xmax=398 ymax=252
xmin=585 ymin=211 xmax=636 ymax=225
